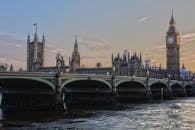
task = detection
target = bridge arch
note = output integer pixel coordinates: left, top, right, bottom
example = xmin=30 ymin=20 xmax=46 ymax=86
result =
xmin=116 ymin=80 xmax=147 ymax=89
xmin=62 ymin=79 xmax=112 ymax=107
xmin=149 ymin=81 xmax=171 ymax=99
xmin=62 ymin=78 xmax=112 ymax=91
xmin=0 ymin=77 xmax=55 ymax=93
xmin=116 ymin=80 xmax=147 ymax=100
xmin=0 ymin=77 xmax=56 ymax=111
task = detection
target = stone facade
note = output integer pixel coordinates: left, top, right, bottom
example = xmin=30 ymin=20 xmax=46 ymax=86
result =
xmin=27 ymin=27 xmax=45 ymax=72
xmin=112 ymin=50 xmax=143 ymax=76
xmin=166 ymin=11 xmax=180 ymax=80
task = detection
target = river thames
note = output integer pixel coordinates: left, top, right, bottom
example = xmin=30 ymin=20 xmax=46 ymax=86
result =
xmin=0 ymin=96 xmax=195 ymax=130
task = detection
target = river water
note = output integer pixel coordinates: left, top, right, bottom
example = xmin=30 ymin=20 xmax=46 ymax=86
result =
xmin=1 ymin=94 xmax=195 ymax=130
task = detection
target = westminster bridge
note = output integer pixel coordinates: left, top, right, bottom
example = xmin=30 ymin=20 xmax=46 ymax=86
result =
xmin=0 ymin=72 xmax=194 ymax=111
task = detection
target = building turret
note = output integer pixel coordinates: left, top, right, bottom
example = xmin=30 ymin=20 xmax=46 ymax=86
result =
xmin=33 ymin=24 xmax=38 ymax=67
xmin=74 ymin=35 xmax=78 ymax=52
xmin=112 ymin=54 xmax=114 ymax=63
xmin=27 ymin=35 xmax=30 ymax=43
xmin=117 ymin=53 xmax=120 ymax=58
xmin=56 ymin=53 xmax=65 ymax=68
xmin=70 ymin=35 xmax=80 ymax=72
xmin=27 ymin=35 xmax=30 ymax=71
xmin=34 ymin=23 xmax=38 ymax=42
xmin=140 ymin=52 xmax=142 ymax=61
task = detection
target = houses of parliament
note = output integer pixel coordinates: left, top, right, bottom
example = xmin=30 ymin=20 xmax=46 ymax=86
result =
xmin=25 ymin=12 xmax=193 ymax=80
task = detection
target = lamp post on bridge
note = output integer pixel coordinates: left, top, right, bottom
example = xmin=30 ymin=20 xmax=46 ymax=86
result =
xmin=65 ymin=68 xmax=69 ymax=73
xmin=167 ymin=74 xmax=171 ymax=95
xmin=146 ymin=70 xmax=149 ymax=82
xmin=182 ymin=76 xmax=187 ymax=96
xmin=112 ymin=66 xmax=117 ymax=105
xmin=168 ymin=74 xmax=171 ymax=84
xmin=112 ymin=66 xmax=116 ymax=93
xmin=56 ymin=61 xmax=61 ymax=73
xmin=146 ymin=70 xmax=151 ymax=98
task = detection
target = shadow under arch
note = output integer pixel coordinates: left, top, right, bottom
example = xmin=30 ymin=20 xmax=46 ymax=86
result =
xmin=149 ymin=82 xmax=171 ymax=99
xmin=62 ymin=79 xmax=112 ymax=107
xmin=0 ymin=77 xmax=55 ymax=93
xmin=0 ymin=77 xmax=56 ymax=111
xmin=185 ymin=84 xmax=193 ymax=97
xmin=116 ymin=80 xmax=147 ymax=101
xmin=171 ymin=83 xmax=186 ymax=97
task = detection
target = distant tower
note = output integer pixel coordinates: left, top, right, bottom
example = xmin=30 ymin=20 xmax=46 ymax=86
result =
xmin=166 ymin=10 xmax=180 ymax=79
xmin=27 ymin=24 xmax=45 ymax=71
xmin=69 ymin=36 xmax=80 ymax=72
xmin=56 ymin=52 xmax=65 ymax=67
xmin=144 ymin=59 xmax=151 ymax=69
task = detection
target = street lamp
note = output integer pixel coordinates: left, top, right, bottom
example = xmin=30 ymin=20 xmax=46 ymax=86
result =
xmin=112 ymin=66 xmax=116 ymax=75
xmin=56 ymin=61 xmax=61 ymax=73
xmin=65 ymin=68 xmax=69 ymax=73
xmin=167 ymin=74 xmax=171 ymax=86
xmin=168 ymin=74 xmax=171 ymax=80
xmin=168 ymin=74 xmax=171 ymax=78
xmin=146 ymin=70 xmax=149 ymax=81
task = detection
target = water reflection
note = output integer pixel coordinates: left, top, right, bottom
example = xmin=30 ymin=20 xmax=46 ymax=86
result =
xmin=0 ymin=96 xmax=195 ymax=129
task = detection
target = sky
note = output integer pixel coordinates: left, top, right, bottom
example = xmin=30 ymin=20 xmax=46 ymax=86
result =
xmin=0 ymin=0 xmax=195 ymax=71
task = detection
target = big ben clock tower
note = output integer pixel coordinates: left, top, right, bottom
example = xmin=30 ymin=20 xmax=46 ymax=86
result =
xmin=166 ymin=11 xmax=180 ymax=80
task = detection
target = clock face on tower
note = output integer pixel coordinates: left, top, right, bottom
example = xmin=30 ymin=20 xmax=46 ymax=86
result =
xmin=167 ymin=37 xmax=175 ymax=45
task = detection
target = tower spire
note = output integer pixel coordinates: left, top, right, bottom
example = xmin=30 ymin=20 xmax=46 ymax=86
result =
xmin=140 ymin=52 xmax=142 ymax=61
xmin=42 ymin=34 xmax=45 ymax=43
xmin=74 ymin=35 xmax=78 ymax=52
xmin=75 ymin=35 xmax=77 ymax=44
xmin=170 ymin=9 xmax=175 ymax=27
xmin=33 ymin=23 xmax=38 ymax=41
xmin=112 ymin=53 xmax=114 ymax=63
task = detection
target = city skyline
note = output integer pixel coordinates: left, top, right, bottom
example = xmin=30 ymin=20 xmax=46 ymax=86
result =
xmin=0 ymin=1 xmax=195 ymax=71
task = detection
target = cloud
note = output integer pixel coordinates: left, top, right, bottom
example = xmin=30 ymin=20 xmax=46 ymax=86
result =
xmin=136 ymin=17 xmax=149 ymax=23
xmin=0 ymin=34 xmax=67 ymax=54
xmin=150 ymin=45 xmax=165 ymax=50
xmin=0 ymin=35 xmax=26 ymax=48
xmin=180 ymin=33 xmax=195 ymax=45
xmin=0 ymin=56 xmax=25 ymax=70
xmin=79 ymin=36 xmax=112 ymax=51
xmin=146 ymin=32 xmax=195 ymax=52
xmin=81 ymin=56 xmax=96 ymax=59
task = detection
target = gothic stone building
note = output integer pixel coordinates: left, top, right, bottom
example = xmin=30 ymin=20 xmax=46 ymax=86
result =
xmin=112 ymin=51 xmax=143 ymax=76
xmin=27 ymin=28 xmax=45 ymax=72
xmin=69 ymin=36 xmax=80 ymax=72
xmin=166 ymin=11 xmax=180 ymax=80
xmin=36 ymin=36 xmax=79 ymax=73
xmin=27 ymin=12 xmax=181 ymax=80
